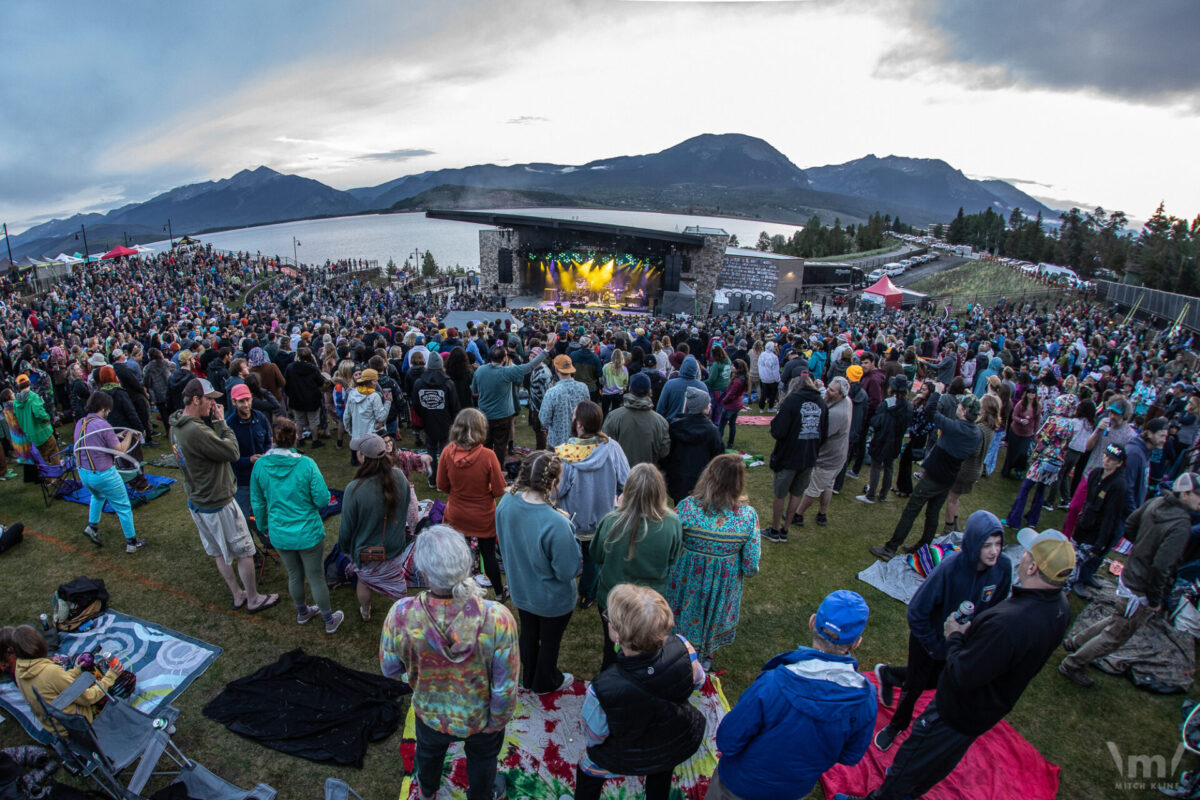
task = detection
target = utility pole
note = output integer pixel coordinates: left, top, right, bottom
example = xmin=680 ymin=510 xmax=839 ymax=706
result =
xmin=165 ymin=219 xmax=174 ymax=248
xmin=2 ymin=222 xmax=13 ymax=267
xmin=78 ymin=224 xmax=90 ymax=261
xmin=293 ymin=236 xmax=300 ymax=266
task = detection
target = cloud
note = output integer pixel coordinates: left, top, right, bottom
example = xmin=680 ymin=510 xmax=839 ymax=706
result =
xmin=506 ymin=116 xmax=549 ymax=125
xmin=970 ymin=174 xmax=1052 ymax=189
xmin=880 ymin=0 xmax=1200 ymax=109
xmin=355 ymin=148 xmax=436 ymax=162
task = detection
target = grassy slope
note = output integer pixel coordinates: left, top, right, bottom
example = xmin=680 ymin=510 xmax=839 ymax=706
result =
xmin=910 ymin=260 xmax=1061 ymax=305
xmin=0 ymin=418 xmax=1191 ymax=799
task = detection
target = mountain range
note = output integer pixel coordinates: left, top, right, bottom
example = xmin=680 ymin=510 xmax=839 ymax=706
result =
xmin=7 ymin=133 xmax=1057 ymax=260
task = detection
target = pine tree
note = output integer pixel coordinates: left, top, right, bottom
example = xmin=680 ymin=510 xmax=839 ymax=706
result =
xmin=422 ymin=251 xmax=438 ymax=277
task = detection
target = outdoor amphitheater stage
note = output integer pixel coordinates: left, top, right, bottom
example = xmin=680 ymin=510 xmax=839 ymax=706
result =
xmin=507 ymin=295 xmax=652 ymax=316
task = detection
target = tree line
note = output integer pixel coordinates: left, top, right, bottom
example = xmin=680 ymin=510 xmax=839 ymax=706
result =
xmin=943 ymin=203 xmax=1199 ymax=295
xmin=751 ymin=213 xmax=917 ymax=259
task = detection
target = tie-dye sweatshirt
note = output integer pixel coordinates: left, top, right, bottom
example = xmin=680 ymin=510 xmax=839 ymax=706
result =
xmin=379 ymin=592 xmax=519 ymax=738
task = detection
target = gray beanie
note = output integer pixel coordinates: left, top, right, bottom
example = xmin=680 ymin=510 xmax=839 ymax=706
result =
xmin=427 ymin=351 xmax=444 ymax=370
xmin=684 ymin=386 xmax=710 ymax=415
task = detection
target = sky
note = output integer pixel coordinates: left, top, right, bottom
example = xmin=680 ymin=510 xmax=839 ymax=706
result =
xmin=2 ymin=0 xmax=1198 ymax=234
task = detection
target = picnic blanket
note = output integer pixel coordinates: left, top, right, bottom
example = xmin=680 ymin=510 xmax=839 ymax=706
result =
xmin=857 ymin=532 xmax=1025 ymax=604
xmin=820 ymin=672 xmax=1060 ymax=800
xmin=0 ymin=610 xmax=221 ymax=745
xmin=397 ymin=675 xmax=730 ymax=800
xmin=58 ymin=473 xmax=176 ymax=512
xmin=731 ymin=415 xmax=773 ymax=426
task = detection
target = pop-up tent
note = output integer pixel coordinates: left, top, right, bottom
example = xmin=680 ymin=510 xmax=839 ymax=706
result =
xmin=101 ymin=245 xmax=139 ymax=259
xmin=861 ymin=275 xmax=903 ymax=309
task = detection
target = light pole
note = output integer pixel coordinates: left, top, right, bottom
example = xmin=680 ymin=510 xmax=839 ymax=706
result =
xmin=164 ymin=219 xmax=174 ymax=248
xmin=75 ymin=224 xmax=90 ymax=262
xmin=293 ymin=236 xmax=300 ymax=267
xmin=2 ymin=222 xmax=13 ymax=267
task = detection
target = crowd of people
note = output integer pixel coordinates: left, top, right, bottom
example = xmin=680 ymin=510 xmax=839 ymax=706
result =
xmin=3 ymin=246 xmax=1200 ymax=799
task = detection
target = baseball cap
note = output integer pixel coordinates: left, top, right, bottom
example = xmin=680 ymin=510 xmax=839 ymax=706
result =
xmin=1173 ymin=472 xmax=1200 ymax=494
xmin=814 ymin=590 xmax=869 ymax=646
xmin=1143 ymin=417 xmax=1168 ymax=434
xmin=183 ymin=378 xmax=223 ymax=401
xmin=959 ymin=395 xmax=981 ymax=420
xmin=846 ymin=365 xmax=863 ymax=382
xmin=349 ymin=434 xmax=388 ymax=459
xmin=552 ymin=354 xmax=576 ymax=374
xmin=230 ymin=383 xmax=252 ymax=401
xmin=1102 ymin=443 xmax=1126 ymax=462
xmin=630 ymin=372 xmax=651 ymax=396
xmin=1016 ymin=528 xmax=1075 ymax=585
xmin=889 ymin=375 xmax=909 ymax=393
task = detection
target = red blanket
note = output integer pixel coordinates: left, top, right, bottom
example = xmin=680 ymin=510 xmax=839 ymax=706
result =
xmin=820 ymin=673 xmax=1060 ymax=800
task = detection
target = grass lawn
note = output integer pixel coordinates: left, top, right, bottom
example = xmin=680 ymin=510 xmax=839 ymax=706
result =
xmin=0 ymin=415 xmax=1193 ymax=799
xmin=910 ymin=261 xmax=1062 ymax=307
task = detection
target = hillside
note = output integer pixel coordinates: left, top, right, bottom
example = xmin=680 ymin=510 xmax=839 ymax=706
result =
xmin=388 ymin=185 xmax=593 ymax=211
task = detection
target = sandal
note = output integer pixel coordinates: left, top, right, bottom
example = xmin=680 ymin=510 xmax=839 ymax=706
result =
xmin=230 ymin=594 xmax=247 ymax=611
xmin=359 ymin=605 xmax=372 ymax=622
xmin=246 ymin=593 xmax=281 ymax=614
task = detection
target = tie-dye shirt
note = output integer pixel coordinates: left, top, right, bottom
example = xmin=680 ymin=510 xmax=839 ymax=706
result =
xmin=379 ymin=592 xmax=519 ymax=738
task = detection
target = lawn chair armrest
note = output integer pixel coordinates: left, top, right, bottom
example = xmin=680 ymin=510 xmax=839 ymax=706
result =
xmin=51 ymin=672 xmax=97 ymax=710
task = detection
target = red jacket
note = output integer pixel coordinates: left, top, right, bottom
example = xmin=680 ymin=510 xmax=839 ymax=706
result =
xmin=436 ymin=443 xmax=506 ymax=538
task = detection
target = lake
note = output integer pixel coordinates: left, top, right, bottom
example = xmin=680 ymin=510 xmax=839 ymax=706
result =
xmin=146 ymin=208 xmax=802 ymax=270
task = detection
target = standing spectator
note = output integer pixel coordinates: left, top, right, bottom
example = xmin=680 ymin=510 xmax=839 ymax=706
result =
xmin=839 ymin=529 xmax=1073 ymax=800
xmin=556 ymin=401 xmax=631 ymax=609
xmin=663 ymin=387 xmax=724 ymax=503
xmin=710 ymin=591 xmax=874 ymax=800
xmin=656 ymin=355 xmax=707 ymax=422
xmin=170 ymin=378 xmax=279 ymax=613
xmin=13 ymin=374 xmax=58 ymax=465
xmin=379 ymin=527 xmax=518 ymax=800
xmin=666 ymin=454 xmax=760 ymax=668
xmin=704 ymin=345 xmax=732 ymax=424
xmin=600 ymin=349 xmax=629 ymax=415
xmin=73 ymin=392 xmax=143 ymax=551
xmin=495 ymin=451 xmax=579 ymax=694
xmin=285 ymin=347 xmax=326 ymax=447
xmin=717 ymin=359 xmax=749 ymax=448
xmin=793 ymin=376 xmax=851 ymax=527
xmin=437 ymin=408 xmax=508 ymax=599
xmin=249 ymin=346 xmax=286 ymax=404
xmin=871 ymin=511 xmax=1010 ymax=753
xmin=756 ymin=342 xmax=780 ymax=412
xmin=764 ymin=375 xmax=827 ymax=542
xmin=1068 ymin=444 xmax=1130 ymax=592
xmin=571 ymin=335 xmax=602 ymax=402
xmin=250 ymin=418 xmax=342 ymax=633
xmin=345 ymin=368 xmax=392 ymax=465
xmin=142 ymin=348 xmax=173 ymax=435
xmin=941 ymin=393 xmax=1000 ymax=534
xmin=601 ymin=372 xmax=670 ymax=468
xmin=472 ymin=338 xmax=555 ymax=466
xmin=575 ymin=584 xmax=705 ymax=800
xmin=591 ymin=463 xmax=683 ymax=668
xmin=445 ymin=346 xmax=476 ymax=412
xmin=1057 ymin=399 xmax=1096 ymax=508
xmin=848 ymin=354 xmax=884 ymax=478
xmin=413 ymin=351 xmax=460 ymax=483
xmin=540 ymin=355 xmax=591 ymax=449
xmin=224 ymin=384 xmax=273 ymax=537
xmin=856 ymin=376 xmax=912 ymax=505
xmin=1060 ymin=473 xmax=1200 ymax=687
xmin=1005 ymin=394 xmax=1080 ymax=530
xmin=1001 ymin=390 xmax=1040 ymax=478
xmin=526 ymin=344 xmax=552 ymax=452
xmin=338 ymin=433 xmax=412 ymax=621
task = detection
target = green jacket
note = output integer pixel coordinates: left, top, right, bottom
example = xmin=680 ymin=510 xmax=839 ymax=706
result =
xmin=13 ymin=389 xmax=53 ymax=447
xmin=704 ymin=359 xmax=731 ymax=393
xmin=169 ymin=411 xmax=239 ymax=511
xmin=250 ymin=449 xmax=331 ymax=551
xmin=337 ymin=469 xmax=411 ymax=567
xmin=590 ymin=512 xmax=683 ymax=608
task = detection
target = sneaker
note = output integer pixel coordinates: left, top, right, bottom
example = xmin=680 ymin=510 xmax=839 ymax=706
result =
xmin=577 ymin=597 xmax=596 ymax=610
xmin=325 ymin=610 xmax=345 ymax=634
xmin=762 ymin=527 xmax=788 ymax=543
xmin=845 ymin=470 xmax=860 ymax=479
xmin=874 ymin=664 xmax=894 ymax=707
xmin=816 ymin=513 xmax=828 ymax=527
xmin=874 ymin=725 xmax=898 ymax=752
xmin=297 ymin=605 xmax=322 ymax=624
xmin=82 ymin=524 xmax=102 ymax=547
xmin=2 ymin=468 xmax=19 ymax=480
xmin=1058 ymin=661 xmax=1094 ymax=688
xmin=901 ymin=543 xmax=923 ymax=555
xmin=311 ymin=440 xmax=325 ymax=448
xmin=124 ymin=537 xmax=147 ymax=554
xmin=855 ymin=494 xmax=875 ymax=504
xmin=869 ymin=544 xmax=896 ymax=562
xmin=791 ymin=513 xmax=804 ymax=527
xmin=492 ymin=771 xmax=508 ymax=800
xmin=1062 ymin=636 xmax=1078 ymax=653
xmin=557 ymin=672 xmax=574 ymax=692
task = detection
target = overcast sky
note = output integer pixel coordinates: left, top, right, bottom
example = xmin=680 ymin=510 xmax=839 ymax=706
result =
xmin=3 ymin=0 xmax=1197 ymax=233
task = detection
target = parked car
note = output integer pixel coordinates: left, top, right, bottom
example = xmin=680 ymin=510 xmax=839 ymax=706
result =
xmin=868 ymin=268 xmax=886 ymax=282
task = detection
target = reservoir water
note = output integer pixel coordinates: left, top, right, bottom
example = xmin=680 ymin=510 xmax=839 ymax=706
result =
xmin=147 ymin=208 xmax=802 ymax=269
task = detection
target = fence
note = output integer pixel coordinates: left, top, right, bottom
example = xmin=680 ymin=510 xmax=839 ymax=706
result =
xmin=1094 ymin=280 xmax=1200 ymax=333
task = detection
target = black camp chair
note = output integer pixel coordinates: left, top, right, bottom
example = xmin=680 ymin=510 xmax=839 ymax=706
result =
xmin=33 ymin=673 xmax=275 ymax=799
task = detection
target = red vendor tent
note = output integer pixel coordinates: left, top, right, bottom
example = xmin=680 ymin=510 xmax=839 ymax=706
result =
xmin=862 ymin=276 xmax=903 ymax=309
xmin=101 ymin=245 xmax=139 ymax=260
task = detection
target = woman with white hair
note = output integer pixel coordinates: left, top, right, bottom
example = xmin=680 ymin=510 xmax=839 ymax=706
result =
xmin=379 ymin=525 xmax=519 ymax=800
xmin=757 ymin=342 xmax=780 ymax=412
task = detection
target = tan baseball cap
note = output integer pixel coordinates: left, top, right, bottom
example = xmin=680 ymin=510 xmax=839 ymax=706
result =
xmin=1017 ymin=528 xmax=1075 ymax=585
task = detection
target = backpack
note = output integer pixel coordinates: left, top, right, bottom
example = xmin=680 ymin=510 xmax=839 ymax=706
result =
xmin=52 ymin=576 xmax=109 ymax=632
xmin=0 ymin=523 xmax=23 ymax=555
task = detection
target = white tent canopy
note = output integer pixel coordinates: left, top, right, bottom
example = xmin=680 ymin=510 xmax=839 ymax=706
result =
xmin=54 ymin=253 xmax=83 ymax=264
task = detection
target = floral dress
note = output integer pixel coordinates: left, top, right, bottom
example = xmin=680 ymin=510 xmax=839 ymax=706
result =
xmin=665 ymin=497 xmax=760 ymax=658
xmin=1025 ymin=393 xmax=1080 ymax=485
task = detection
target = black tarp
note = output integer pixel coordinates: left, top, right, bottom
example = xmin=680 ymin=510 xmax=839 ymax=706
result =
xmin=202 ymin=649 xmax=409 ymax=767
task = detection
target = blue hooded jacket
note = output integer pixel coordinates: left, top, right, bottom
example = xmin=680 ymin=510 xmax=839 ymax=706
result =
xmin=973 ymin=356 xmax=1003 ymax=397
xmin=656 ymin=356 xmax=707 ymax=421
xmin=714 ymin=648 xmax=875 ymax=800
xmin=1124 ymin=434 xmax=1153 ymax=510
xmin=907 ymin=510 xmax=1012 ymax=660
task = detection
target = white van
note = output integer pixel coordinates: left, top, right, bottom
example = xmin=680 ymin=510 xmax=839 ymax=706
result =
xmin=885 ymin=262 xmax=904 ymax=277
xmin=868 ymin=268 xmax=886 ymax=282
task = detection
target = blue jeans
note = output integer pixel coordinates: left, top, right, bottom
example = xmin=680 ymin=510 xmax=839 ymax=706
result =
xmin=718 ymin=408 xmax=740 ymax=446
xmin=983 ymin=428 xmax=1004 ymax=475
xmin=79 ymin=467 xmax=136 ymax=539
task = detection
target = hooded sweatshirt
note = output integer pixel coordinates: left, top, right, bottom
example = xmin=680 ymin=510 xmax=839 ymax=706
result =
xmin=665 ymin=413 xmax=725 ymax=502
xmin=714 ymin=647 xmax=875 ymax=800
xmin=1122 ymin=491 xmax=1194 ymax=608
xmin=656 ymin=356 xmax=707 ymax=422
xmin=907 ymin=511 xmax=1012 ymax=660
xmin=170 ymin=410 xmax=239 ymax=510
xmin=436 ymin=443 xmax=507 ymax=538
xmin=344 ymin=384 xmax=391 ymax=438
xmin=556 ymin=437 xmax=631 ymax=540
xmin=769 ymin=386 xmax=828 ymax=472
xmin=973 ymin=356 xmax=1003 ymax=397
xmin=16 ymin=658 xmax=118 ymax=729
xmin=12 ymin=388 xmax=53 ymax=447
xmin=379 ymin=593 xmax=519 ymax=738
xmin=249 ymin=448 xmax=331 ymax=551
xmin=601 ymin=393 xmax=671 ymax=467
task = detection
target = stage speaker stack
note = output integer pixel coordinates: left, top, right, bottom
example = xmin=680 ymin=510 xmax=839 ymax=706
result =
xmin=664 ymin=253 xmax=681 ymax=292
xmin=498 ymin=249 xmax=513 ymax=284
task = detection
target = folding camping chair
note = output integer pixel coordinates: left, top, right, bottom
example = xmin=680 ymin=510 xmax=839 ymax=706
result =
xmin=29 ymin=440 xmax=80 ymax=508
xmin=33 ymin=673 xmax=277 ymax=799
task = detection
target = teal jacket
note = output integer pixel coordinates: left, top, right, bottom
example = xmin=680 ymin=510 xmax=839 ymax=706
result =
xmin=250 ymin=448 xmax=331 ymax=550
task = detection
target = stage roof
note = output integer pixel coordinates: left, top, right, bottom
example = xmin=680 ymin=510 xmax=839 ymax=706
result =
xmin=425 ymin=210 xmax=709 ymax=247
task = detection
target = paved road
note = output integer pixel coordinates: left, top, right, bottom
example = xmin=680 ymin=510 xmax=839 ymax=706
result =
xmin=890 ymin=255 xmax=968 ymax=288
